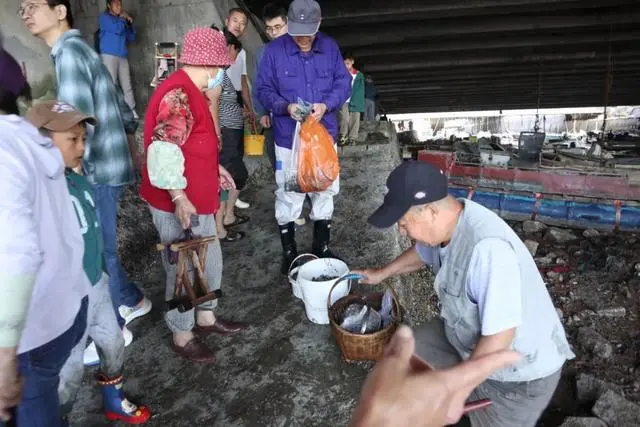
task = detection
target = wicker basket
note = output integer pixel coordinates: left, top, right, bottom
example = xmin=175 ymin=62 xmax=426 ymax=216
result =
xmin=328 ymin=276 xmax=401 ymax=362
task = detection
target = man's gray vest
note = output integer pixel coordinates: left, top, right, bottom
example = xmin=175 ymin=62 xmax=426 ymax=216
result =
xmin=432 ymin=199 xmax=575 ymax=382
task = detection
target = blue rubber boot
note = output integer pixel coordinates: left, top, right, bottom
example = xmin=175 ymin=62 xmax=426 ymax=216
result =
xmin=97 ymin=374 xmax=151 ymax=424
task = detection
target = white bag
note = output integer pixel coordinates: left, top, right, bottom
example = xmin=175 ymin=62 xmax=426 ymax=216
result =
xmin=284 ymin=121 xmax=302 ymax=192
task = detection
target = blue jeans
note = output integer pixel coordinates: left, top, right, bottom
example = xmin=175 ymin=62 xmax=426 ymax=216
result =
xmin=93 ymin=184 xmax=143 ymax=327
xmin=0 ymin=297 xmax=88 ymax=427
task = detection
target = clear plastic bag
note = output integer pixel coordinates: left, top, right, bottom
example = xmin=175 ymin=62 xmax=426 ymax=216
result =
xmin=284 ymin=121 xmax=302 ymax=192
xmin=341 ymin=303 xmax=383 ymax=335
xmin=380 ymin=289 xmax=394 ymax=329
xmin=284 ymin=98 xmax=313 ymax=192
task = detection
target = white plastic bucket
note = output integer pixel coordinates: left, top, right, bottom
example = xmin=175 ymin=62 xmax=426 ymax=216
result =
xmin=287 ymin=254 xmax=319 ymax=300
xmin=298 ymin=258 xmax=350 ymax=324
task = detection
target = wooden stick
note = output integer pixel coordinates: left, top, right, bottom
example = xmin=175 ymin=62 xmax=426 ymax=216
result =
xmin=197 ymin=244 xmax=209 ymax=294
xmin=155 ymin=235 xmax=218 ymax=252
xmin=182 ymin=250 xmax=198 ymax=302
xmin=190 ymin=248 xmax=209 ymax=295
xmin=175 ymin=254 xmax=187 ymax=299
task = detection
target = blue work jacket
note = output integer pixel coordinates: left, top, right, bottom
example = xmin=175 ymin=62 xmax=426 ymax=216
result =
xmin=255 ymin=32 xmax=351 ymax=148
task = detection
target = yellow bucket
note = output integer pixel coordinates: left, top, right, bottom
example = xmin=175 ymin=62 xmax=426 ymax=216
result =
xmin=244 ymin=134 xmax=265 ymax=156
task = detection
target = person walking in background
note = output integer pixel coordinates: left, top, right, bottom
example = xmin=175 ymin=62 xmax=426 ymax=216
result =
xmin=140 ymin=27 xmax=245 ymax=364
xmin=364 ymin=74 xmax=378 ymax=121
xmin=26 ymin=101 xmax=151 ymax=425
xmin=207 ymin=28 xmax=249 ymax=243
xmin=339 ymin=52 xmax=365 ymax=146
xmin=256 ymin=0 xmax=352 ymax=274
xmin=253 ymin=2 xmax=289 ymax=171
xmin=20 ymin=0 xmax=152 ymax=363
xmin=99 ymin=0 xmax=137 ymax=117
xmin=0 ymin=43 xmax=90 ymax=426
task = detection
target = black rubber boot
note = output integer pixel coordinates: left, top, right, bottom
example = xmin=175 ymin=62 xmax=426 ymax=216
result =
xmin=279 ymin=222 xmax=298 ymax=275
xmin=312 ymin=220 xmax=341 ymax=260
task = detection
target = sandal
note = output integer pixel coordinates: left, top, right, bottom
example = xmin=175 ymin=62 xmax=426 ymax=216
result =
xmin=220 ymin=230 xmax=245 ymax=242
xmin=224 ymin=214 xmax=249 ymax=228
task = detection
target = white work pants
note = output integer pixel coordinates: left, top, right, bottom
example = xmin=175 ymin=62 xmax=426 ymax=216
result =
xmin=274 ymin=144 xmax=339 ymax=225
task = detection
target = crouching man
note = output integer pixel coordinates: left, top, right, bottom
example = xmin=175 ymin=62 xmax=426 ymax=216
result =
xmin=354 ymin=161 xmax=575 ymax=427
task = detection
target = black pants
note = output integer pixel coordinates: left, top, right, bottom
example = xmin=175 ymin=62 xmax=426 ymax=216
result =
xmin=264 ymin=127 xmax=276 ymax=171
xmin=220 ymin=127 xmax=248 ymax=190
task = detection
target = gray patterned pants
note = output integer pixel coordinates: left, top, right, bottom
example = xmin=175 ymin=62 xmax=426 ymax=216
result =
xmin=58 ymin=274 xmax=123 ymax=412
xmin=414 ymin=319 xmax=562 ymax=427
xmin=150 ymin=206 xmax=222 ymax=333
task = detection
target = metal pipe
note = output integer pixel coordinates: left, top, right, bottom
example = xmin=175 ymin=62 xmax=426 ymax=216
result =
xmin=351 ymin=30 xmax=640 ymax=57
xmin=322 ymin=0 xmax=634 ymax=21
xmin=362 ymin=52 xmax=620 ymax=72
xmin=376 ymin=76 xmax=639 ymax=93
xmin=331 ymin=11 xmax=640 ymax=47
xmin=368 ymin=60 xmax=640 ymax=81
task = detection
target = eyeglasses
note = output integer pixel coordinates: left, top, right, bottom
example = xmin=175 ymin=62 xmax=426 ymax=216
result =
xmin=265 ymin=24 xmax=285 ymax=34
xmin=18 ymin=2 xmax=48 ymax=17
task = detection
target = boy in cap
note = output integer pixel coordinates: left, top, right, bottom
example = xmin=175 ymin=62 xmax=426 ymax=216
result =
xmin=26 ymin=101 xmax=151 ymax=425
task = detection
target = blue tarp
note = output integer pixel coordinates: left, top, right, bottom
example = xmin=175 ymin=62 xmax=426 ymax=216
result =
xmin=448 ymin=188 xmax=640 ymax=230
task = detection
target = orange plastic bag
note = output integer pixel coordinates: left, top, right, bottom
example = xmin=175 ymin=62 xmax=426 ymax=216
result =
xmin=296 ymin=115 xmax=340 ymax=193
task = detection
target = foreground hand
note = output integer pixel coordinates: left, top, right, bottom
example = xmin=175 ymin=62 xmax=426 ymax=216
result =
xmin=260 ymin=115 xmax=271 ymax=128
xmin=350 ymin=326 xmax=520 ymax=427
xmin=121 ymin=12 xmax=133 ymax=23
xmin=288 ymin=104 xmax=305 ymax=122
xmin=219 ymin=165 xmax=236 ymax=191
xmin=132 ymin=151 xmax=144 ymax=172
xmin=174 ymin=197 xmax=197 ymax=229
xmin=351 ymin=268 xmax=387 ymax=285
xmin=243 ymin=108 xmax=255 ymax=119
xmin=311 ymin=103 xmax=328 ymax=121
xmin=0 ymin=349 xmax=22 ymax=422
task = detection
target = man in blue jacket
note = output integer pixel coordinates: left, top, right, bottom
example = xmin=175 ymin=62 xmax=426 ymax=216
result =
xmin=256 ymin=0 xmax=351 ymax=274
xmin=99 ymin=0 xmax=137 ymax=117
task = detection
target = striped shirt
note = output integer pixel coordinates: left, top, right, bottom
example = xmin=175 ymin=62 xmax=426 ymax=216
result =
xmin=218 ymin=71 xmax=243 ymax=130
xmin=52 ymin=30 xmax=137 ymax=186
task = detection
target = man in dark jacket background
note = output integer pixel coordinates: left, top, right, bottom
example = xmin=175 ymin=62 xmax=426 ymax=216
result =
xmin=364 ymin=74 xmax=378 ymax=121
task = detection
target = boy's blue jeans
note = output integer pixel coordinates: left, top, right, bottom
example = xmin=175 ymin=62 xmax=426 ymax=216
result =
xmin=93 ymin=184 xmax=144 ymax=327
xmin=0 ymin=297 xmax=88 ymax=427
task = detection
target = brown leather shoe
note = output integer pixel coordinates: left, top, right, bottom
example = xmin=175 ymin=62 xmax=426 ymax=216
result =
xmin=193 ymin=318 xmax=246 ymax=337
xmin=170 ymin=338 xmax=216 ymax=364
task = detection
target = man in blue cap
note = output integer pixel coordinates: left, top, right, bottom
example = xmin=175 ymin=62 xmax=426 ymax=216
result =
xmin=354 ymin=161 xmax=575 ymax=427
xmin=256 ymin=0 xmax=352 ymax=274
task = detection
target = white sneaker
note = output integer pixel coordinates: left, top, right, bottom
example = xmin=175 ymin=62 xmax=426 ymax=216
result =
xmin=122 ymin=326 xmax=133 ymax=347
xmin=235 ymin=198 xmax=250 ymax=209
xmin=295 ymin=217 xmax=306 ymax=226
xmin=118 ymin=297 xmax=152 ymax=325
xmin=83 ymin=341 xmax=100 ymax=366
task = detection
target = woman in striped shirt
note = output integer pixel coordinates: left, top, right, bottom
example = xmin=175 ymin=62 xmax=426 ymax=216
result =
xmin=208 ymin=28 xmax=248 ymax=242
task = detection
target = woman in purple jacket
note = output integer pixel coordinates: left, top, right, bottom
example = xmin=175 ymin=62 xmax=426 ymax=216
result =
xmin=98 ymin=0 xmax=137 ymax=117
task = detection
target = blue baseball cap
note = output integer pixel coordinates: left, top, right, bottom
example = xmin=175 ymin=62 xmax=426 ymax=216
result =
xmin=368 ymin=161 xmax=449 ymax=228
xmin=287 ymin=0 xmax=321 ymax=36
